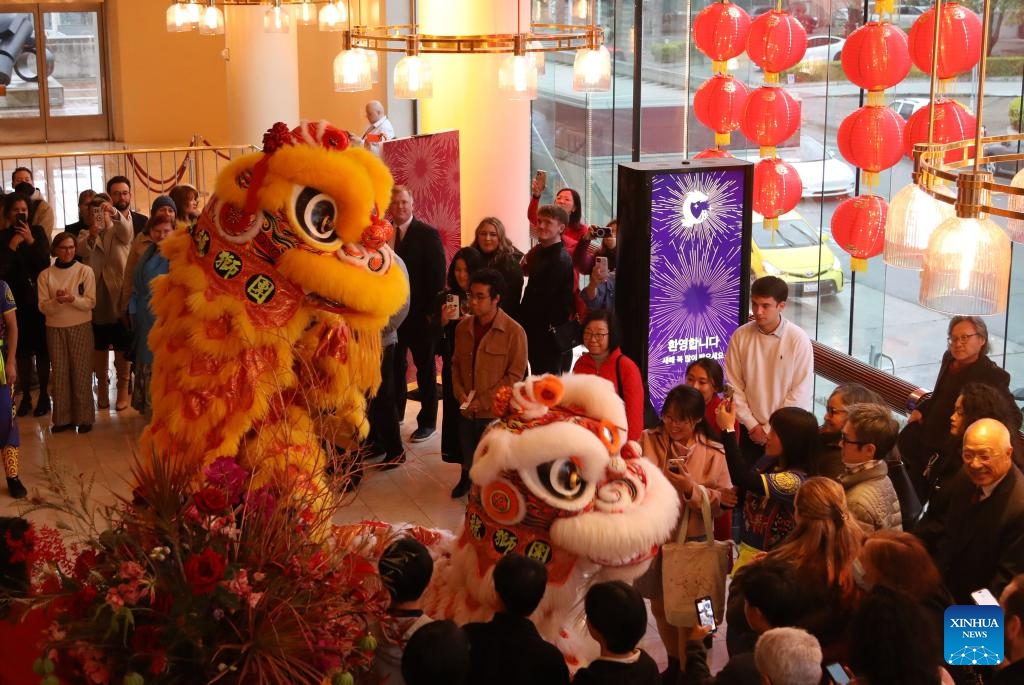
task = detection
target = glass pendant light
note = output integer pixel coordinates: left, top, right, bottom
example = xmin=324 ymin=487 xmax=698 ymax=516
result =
xmin=920 ymin=172 xmax=1011 ymax=315
xmin=572 ymin=0 xmax=589 ymax=20
xmin=499 ymin=35 xmax=538 ymax=100
xmin=883 ymin=177 xmax=955 ymax=270
xmin=319 ymin=1 xmax=348 ymax=32
xmin=333 ymin=31 xmax=372 ymax=92
xmin=394 ymin=40 xmax=433 ymax=99
xmin=184 ymin=2 xmax=202 ymax=26
xmin=527 ymin=40 xmax=545 ymax=75
xmin=166 ymin=3 xmax=196 ymax=32
xmin=573 ymin=44 xmax=611 ymax=92
xmin=264 ymin=0 xmax=290 ymax=33
xmin=198 ymin=1 xmax=225 ymax=36
xmin=296 ymin=2 xmax=317 ymax=27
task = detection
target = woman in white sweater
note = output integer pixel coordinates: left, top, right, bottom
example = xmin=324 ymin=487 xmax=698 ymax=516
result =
xmin=38 ymin=232 xmax=96 ymax=433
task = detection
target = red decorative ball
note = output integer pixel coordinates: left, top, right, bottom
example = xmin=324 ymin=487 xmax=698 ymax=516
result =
xmin=752 ymin=158 xmax=802 ymax=221
xmin=746 ymin=10 xmax=808 ymax=73
xmin=907 ymin=3 xmax=982 ymax=80
xmin=903 ymin=98 xmax=977 ymax=162
xmin=840 ymin=21 xmax=911 ymax=92
xmin=694 ymin=75 xmax=750 ymax=145
xmin=693 ymin=2 xmax=751 ymax=62
xmin=693 ymin=148 xmax=735 ymax=159
xmin=837 ymin=105 xmax=906 ymax=174
xmin=831 ymin=195 xmax=888 ymax=268
xmin=741 ymin=86 xmax=801 ymax=150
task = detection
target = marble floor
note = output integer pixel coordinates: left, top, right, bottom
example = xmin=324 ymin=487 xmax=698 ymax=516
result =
xmin=3 ymin=389 xmax=740 ymax=673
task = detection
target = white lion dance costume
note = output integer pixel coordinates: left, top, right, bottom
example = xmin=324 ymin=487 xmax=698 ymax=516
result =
xmin=423 ymin=373 xmax=679 ymax=668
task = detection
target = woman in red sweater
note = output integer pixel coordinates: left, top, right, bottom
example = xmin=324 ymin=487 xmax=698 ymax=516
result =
xmin=571 ymin=309 xmax=644 ymax=441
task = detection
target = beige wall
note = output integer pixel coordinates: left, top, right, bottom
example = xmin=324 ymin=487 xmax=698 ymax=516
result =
xmin=106 ymin=0 xmax=387 ymax=146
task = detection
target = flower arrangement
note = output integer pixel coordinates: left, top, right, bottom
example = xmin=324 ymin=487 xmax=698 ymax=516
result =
xmin=27 ymin=454 xmax=389 ymax=685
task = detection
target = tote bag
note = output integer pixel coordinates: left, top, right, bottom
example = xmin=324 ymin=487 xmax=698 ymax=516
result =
xmin=661 ymin=484 xmax=732 ymax=627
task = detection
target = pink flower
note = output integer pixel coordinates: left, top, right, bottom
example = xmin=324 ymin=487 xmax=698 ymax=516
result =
xmin=204 ymin=457 xmax=249 ymax=502
xmin=105 ymin=588 xmax=124 ymax=610
xmin=119 ymin=561 xmax=146 ymax=580
xmin=247 ymin=486 xmax=277 ymax=520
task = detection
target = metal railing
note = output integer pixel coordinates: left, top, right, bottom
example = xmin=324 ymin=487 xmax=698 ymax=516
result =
xmin=0 ymin=136 xmax=258 ymax=232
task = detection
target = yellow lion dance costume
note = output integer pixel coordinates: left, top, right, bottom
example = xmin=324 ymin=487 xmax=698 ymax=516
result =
xmin=140 ymin=121 xmax=408 ymax=483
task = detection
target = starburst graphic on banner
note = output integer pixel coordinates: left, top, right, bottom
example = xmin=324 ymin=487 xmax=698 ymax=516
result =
xmin=422 ymin=194 xmax=462 ymax=260
xmin=383 ymin=134 xmax=451 ymax=198
xmin=652 ymin=172 xmax=743 ymax=244
xmin=650 ymin=241 xmax=741 ymax=344
xmin=947 ymin=646 xmax=1001 ymax=666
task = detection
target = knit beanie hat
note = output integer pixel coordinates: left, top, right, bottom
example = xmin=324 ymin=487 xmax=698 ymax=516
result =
xmin=151 ymin=195 xmax=176 ymax=215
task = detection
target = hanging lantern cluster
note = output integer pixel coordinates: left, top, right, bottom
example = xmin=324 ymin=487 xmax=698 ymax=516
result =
xmin=743 ymin=8 xmax=806 ymax=228
xmin=903 ymin=98 xmax=977 ymax=162
xmin=907 ymin=3 xmax=983 ymax=84
xmin=692 ymin=2 xmax=751 ymax=150
xmin=830 ymin=2 xmax=912 ymax=271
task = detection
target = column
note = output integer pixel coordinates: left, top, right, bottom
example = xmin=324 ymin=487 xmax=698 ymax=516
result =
xmin=224 ymin=6 xmax=300 ymax=146
xmin=418 ymin=1 xmax=532 ymax=249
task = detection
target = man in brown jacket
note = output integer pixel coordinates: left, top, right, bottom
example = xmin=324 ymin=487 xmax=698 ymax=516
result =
xmin=451 ymin=268 xmax=528 ymax=498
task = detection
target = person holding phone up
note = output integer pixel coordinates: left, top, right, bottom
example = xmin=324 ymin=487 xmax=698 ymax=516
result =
xmin=0 ymin=193 xmax=50 ymax=420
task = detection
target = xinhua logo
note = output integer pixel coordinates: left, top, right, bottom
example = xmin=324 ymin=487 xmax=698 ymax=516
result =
xmin=944 ymin=605 xmax=1004 ymax=666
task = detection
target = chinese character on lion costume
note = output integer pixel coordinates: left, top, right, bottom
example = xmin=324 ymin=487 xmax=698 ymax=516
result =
xmin=140 ymin=121 xmax=408 ymax=485
xmin=421 ymin=373 xmax=680 ymax=668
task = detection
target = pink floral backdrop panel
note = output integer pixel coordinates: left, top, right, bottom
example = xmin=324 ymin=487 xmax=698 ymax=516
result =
xmin=382 ymin=130 xmax=462 ymax=264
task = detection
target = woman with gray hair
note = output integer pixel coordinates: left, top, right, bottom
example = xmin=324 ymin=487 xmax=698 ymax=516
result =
xmin=897 ymin=315 xmax=1016 ymax=500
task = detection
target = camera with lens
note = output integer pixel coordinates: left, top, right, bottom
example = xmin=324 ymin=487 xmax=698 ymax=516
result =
xmin=588 ymin=224 xmax=612 ymax=240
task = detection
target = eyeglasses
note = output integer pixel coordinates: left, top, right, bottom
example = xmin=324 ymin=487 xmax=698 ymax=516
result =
xmin=825 ymin=406 xmax=847 ymax=417
xmin=583 ymin=332 xmax=608 ymax=339
xmin=468 ymin=293 xmax=492 ymax=301
xmin=948 ymin=333 xmax=980 ymax=345
xmin=662 ymin=414 xmax=695 ymax=425
xmin=838 ymin=433 xmax=870 ymax=447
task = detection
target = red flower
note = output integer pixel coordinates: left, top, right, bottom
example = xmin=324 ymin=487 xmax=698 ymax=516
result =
xmin=73 ymin=550 xmax=99 ymax=582
xmin=193 ymin=487 xmax=229 ymax=515
xmin=262 ymin=122 xmax=293 ymax=154
xmin=183 ymin=548 xmax=227 ymax=595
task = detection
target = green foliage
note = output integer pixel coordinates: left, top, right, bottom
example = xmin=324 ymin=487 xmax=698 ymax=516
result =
xmin=1010 ymin=97 xmax=1022 ymax=132
xmin=651 ymin=41 xmax=684 ymax=64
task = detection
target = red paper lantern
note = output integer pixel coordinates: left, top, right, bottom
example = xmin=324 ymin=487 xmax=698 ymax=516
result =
xmin=837 ymin=105 xmax=906 ymax=185
xmin=753 ymin=158 xmax=802 ymax=228
xmin=840 ymin=21 xmax=911 ymax=93
xmin=693 ymin=75 xmax=750 ymax=146
xmin=741 ymin=86 xmax=801 ymax=153
xmin=746 ymin=10 xmax=808 ymax=74
xmin=831 ymin=194 xmax=888 ymax=271
xmin=693 ymin=2 xmax=751 ymax=65
xmin=903 ymin=98 xmax=977 ymax=162
xmin=694 ymin=147 xmax=735 ymax=159
xmin=907 ymin=3 xmax=982 ymax=80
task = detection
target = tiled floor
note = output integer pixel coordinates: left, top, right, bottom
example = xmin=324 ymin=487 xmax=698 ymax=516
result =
xmin=3 ymin=392 xmax=743 ymax=673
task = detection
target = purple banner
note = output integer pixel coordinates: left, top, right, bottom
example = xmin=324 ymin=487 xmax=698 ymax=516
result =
xmin=647 ymin=169 xmax=746 ymax=412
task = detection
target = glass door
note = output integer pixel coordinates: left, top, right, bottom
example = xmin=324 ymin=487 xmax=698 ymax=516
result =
xmin=0 ymin=2 xmax=108 ymax=144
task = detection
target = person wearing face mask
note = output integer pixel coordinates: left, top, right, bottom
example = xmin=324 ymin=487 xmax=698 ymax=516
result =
xmin=816 ymin=384 xmax=884 ymax=480
xmin=916 ymin=418 xmax=1024 ymax=605
xmin=4 ymin=168 xmax=54 ymax=236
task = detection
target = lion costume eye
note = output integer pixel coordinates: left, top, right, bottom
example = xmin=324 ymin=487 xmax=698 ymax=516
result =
xmin=537 ymin=459 xmax=587 ymax=500
xmin=294 ymin=186 xmax=338 ymax=245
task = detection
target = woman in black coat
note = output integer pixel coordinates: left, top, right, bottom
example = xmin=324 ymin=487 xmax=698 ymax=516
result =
xmin=469 ymin=218 xmax=523 ymax=322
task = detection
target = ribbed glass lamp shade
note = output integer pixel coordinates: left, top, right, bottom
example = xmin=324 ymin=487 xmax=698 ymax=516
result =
xmin=573 ymin=0 xmax=589 ymax=20
xmin=919 ymin=215 xmax=1011 ymax=315
xmin=185 ymin=2 xmax=202 ymax=25
xmin=166 ymin=3 xmax=196 ymax=32
xmin=394 ymin=55 xmax=433 ymax=99
xmin=1006 ymin=167 xmax=1024 ymax=243
xmin=883 ymin=181 xmax=955 ymax=270
xmin=354 ymin=48 xmax=380 ymax=83
xmin=498 ymin=54 xmax=538 ymax=100
xmin=573 ymin=45 xmax=611 ymax=92
xmin=333 ymin=49 xmax=372 ymax=92
xmin=199 ymin=4 xmax=225 ymax=36
xmin=319 ymin=2 xmax=348 ymax=32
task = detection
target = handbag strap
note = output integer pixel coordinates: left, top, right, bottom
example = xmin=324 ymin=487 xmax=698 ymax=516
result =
xmin=676 ymin=483 xmax=716 ymax=546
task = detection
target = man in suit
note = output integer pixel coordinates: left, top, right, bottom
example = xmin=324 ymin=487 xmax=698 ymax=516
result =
xmin=463 ymin=554 xmax=570 ymax=685
xmin=106 ymin=175 xmax=148 ymax=237
xmin=390 ymin=185 xmax=446 ymax=443
xmin=918 ymin=418 xmax=1024 ymax=605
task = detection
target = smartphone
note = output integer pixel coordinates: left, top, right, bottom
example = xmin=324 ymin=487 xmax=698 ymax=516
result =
xmin=535 ymin=169 xmax=547 ymax=190
xmin=824 ymin=663 xmax=850 ymax=684
xmin=92 ymin=207 xmax=103 ymax=222
xmin=595 ymin=256 xmax=608 ymax=271
xmin=668 ymin=458 xmax=683 ymax=474
xmin=723 ymin=384 xmax=735 ymax=402
xmin=695 ymin=596 xmax=716 ymax=633
xmin=971 ymin=588 xmax=999 ymax=606
xmin=446 ymin=293 xmax=459 ymax=310
xmin=15 ymin=212 xmax=28 ymax=225
xmin=459 ymin=390 xmax=476 ymax=411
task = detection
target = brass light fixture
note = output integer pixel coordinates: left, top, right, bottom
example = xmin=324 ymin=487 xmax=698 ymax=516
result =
xmin=914 ymin=0 xmax=1020 ymax=315
xmin=165 ymin=1 xmax=609 ymax=97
